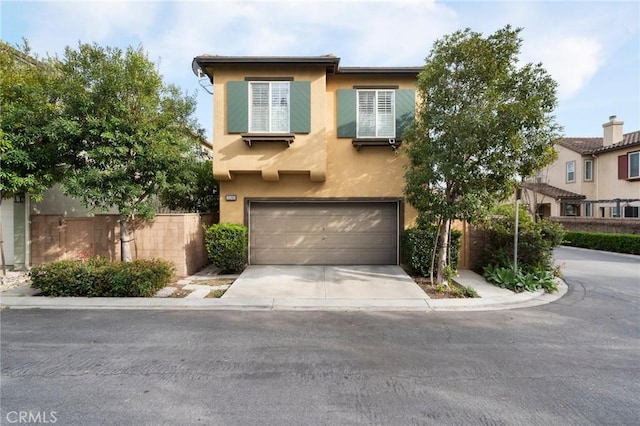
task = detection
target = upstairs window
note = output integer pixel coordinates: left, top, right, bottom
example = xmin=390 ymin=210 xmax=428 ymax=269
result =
xmin=584 ymin=159 xmax=593 ymax=181
xmin=619 ymin=151 xmax=640 ymax=180
xmin=630 ymin=152 xmax=640 ymax=179
xmin=566 ymin=161 xmax=576 ymax=183
xmin=249 ymin=82 xmax=290 ymax=133
xmin=226 ymin=80 xmax=310 ymax=134
xmin=337 ymin=88 xmax=415 ymax=140
xmin=357 ymin=90 xmax=395 ymax=138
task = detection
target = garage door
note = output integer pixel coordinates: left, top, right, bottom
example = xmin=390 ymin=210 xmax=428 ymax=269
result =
xmin=249 ymin=201 xmax=398 ymax=265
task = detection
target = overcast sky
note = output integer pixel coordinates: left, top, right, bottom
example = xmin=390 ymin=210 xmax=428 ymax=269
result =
xmin=2 ymin=0 xmax=638 ymax=141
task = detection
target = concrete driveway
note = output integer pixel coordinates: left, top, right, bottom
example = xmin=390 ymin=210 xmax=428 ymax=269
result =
xmin=222 ymin=265 xmax=426 ymax=299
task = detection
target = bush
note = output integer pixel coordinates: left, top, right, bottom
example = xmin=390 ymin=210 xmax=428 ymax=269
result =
xmin=204 ymin=223 xmax=248 ymax=273
xmin=562 ymin=231 xmax=640 ymax=255
xmin=401 ymin=225 xmax=462 ymax=276
xmin=482 ymin=204 xmax=565 ymax=273
xmin=483 ymin=264 xmax=558 ymax=293
xmin=30 ymin=258 xmax=175 ymax=297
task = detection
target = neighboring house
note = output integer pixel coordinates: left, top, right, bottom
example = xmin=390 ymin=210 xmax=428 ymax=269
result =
xmin=523 ymin=116 xmax=640 ymax=219
xmin=191 ymin=55 xmax=419 ymax=265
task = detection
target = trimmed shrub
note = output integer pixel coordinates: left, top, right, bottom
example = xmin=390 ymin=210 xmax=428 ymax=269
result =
xmin=204 ymin=223 xmax=248 ymax=273
xmin=30 ymin=258 xmax=175 ymax=297
xmin=562 ymin=231 xmax=640 ymax=255
xmin=482 ymin=204 xmax=565 ymax=273
xmin=401 ymin=226 xmax=462 ymax=276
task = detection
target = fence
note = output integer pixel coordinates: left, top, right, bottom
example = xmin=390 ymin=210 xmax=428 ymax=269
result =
xmin=31 ymin=213 xmax=218 ymax=277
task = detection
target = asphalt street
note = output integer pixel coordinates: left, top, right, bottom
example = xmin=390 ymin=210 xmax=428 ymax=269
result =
xmin=1 ymin=246 xmax=638 ymax=425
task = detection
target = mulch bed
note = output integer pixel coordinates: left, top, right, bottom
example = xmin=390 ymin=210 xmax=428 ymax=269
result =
xmin=412 ymin=276 xmax=472 ymax=299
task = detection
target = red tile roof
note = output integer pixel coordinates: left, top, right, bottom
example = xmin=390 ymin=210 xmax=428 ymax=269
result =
xmin=558 ymin=131 xmax=640 ymax=155
xmin=522 ymin=182 xmax=586 ymax=200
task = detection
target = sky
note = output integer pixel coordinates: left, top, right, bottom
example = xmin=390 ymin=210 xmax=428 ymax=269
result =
xmin=1 ymin=0 xmax=638 ymax=141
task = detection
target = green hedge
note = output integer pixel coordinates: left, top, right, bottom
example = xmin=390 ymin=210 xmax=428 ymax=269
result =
xmin=562 ymin=231 xmax=640 ymax=255
xmin=30 ymin=258 xmax=175 ymax=297
xmin=401 ymin=226 xmax=461 ymax=276
xmin=204 ymin=223 xmax=248 ymax=273
xmin=482 ymin=205 xmax=564 ymax=272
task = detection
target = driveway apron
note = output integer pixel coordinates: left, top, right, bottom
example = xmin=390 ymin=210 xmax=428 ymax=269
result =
xmin=222 ymin=265 xmax=427 ymax=299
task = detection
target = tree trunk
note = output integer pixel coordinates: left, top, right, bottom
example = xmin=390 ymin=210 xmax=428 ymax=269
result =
xmin=436 ymin=218 xmax=450 ymax=286
xmin=119 ymin=214 xmax=132 ymax=262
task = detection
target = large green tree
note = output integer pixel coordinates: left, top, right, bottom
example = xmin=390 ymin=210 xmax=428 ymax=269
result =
xmin=0 ymin=41 xmax=68 ymax=272
xmin=404 ymin=26 xmax=560 ymax=286
xmin=0 ymin=41 xmax=66 ymax=202
xmin=51 ymin=43 xmax=204 ymax=261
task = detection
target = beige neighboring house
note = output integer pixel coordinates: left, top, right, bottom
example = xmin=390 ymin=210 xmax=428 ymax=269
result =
xmin=191 ymin=55 xmax=420 ymax=265
xmin=523 ymin=116 xmax=640 ymax=219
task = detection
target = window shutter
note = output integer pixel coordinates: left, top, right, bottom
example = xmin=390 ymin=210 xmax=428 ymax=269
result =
xmin=290 ymin=81 xmax=310 ymax=133
xmin=337 ymin=89 xmax=357 ymax=138
xmin=227 ymin=81 xmax=248 ymax=133
xmin=618 ymin=154 xmax=628 ymax=180
xmin=395 ymin=89 xmax=415 ymax=139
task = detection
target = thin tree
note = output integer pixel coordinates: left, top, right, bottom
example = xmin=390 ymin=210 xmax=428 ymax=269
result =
xmin=51 ymin=43 xmax=204 ymax=261
xmin=404 ymin=26 xmax=560 ymax=286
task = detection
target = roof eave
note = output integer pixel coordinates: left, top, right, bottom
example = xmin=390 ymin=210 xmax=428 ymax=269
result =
xmin=336 ymin=66 xmax=422 ymax=75
xmin=192 ymin=55 xmax=342 ymax=80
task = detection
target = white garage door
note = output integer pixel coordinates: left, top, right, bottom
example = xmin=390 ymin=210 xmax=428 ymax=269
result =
xmin=249 ymin=201 xmax=399 ymax=265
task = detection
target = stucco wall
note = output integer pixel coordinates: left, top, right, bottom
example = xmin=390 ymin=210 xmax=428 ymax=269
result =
xmin=552 ymin=217 xmax=640 ymax=235
xmin=211 ymin=65 xmax=329 ymax=182
xmin=209 ymin=66 xmax=419 ymax=228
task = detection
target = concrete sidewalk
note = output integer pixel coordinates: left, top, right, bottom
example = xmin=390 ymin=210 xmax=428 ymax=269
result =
xmin=0 ymin=267 xmax=567 ymax=312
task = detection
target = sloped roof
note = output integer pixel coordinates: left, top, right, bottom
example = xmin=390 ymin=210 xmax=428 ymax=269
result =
xmin=558 ymin=131 xmax=640 ymax=155
xmin=590 ymin=130 xmax=640 ymax=154
xmin=522 ymin=182 xmax=586 ymax=200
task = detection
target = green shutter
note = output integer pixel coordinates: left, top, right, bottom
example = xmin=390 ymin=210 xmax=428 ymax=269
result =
xmin=227 ymin=81 xmax=248 ymax=133
xmin=290 ymin=81 xmax=310 ymax=133
xmin=337 ymin=89 xmax=356 ymax=138
xmin=395 ymin=89 xmax=415 ymax=139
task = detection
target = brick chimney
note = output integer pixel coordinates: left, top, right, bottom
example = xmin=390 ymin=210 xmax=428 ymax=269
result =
xmin=602 ymin=115 xmax=624 ymax=146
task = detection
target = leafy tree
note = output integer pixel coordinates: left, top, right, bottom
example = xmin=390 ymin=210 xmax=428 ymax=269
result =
xmin=160 ymin=159 xmax=219 ymax=213
xmin=404 ymin=26 xmax=561 ymax=286
xmin=0 ymin=41 xmax=67 ymax=202
xmin=0 ymin=41 xmax=69 ymax=272
xmin=51 ymin=43 xmax=204 ymax=261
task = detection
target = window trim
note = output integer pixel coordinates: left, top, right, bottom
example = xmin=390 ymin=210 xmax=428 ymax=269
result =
xmin=248 ymin=81 xmax=290 ymax=133
xmin=583 ymin=159 xmax=593 ymax=181
xmin=629 ymin=151 xmax=640 ymax=179
xmin=566 ymin=161 xmax=576 ymax=183
xmin=356 ymin=89 xmax=396 ymax=139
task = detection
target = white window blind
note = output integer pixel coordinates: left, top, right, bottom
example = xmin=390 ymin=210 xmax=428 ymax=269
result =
xmin=357 ymin=90 xmax=395 ymax=138
xmin=249 ymin=82 xmax=289 ymax=132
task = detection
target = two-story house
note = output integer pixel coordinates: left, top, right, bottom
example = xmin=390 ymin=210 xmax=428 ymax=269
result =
xmin=191 ymin=55 xmax=420 ymax=265
xmin=523 ymin=115 xmax=640 ymax=219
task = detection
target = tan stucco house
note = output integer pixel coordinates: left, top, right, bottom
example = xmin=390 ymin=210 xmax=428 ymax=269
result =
xmin=523 ymin=116 xmax=640 ymax=219
xmin=191 ymin=55 xmax=420 ymax=265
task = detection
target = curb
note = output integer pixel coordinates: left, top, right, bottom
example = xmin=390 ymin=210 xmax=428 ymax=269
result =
xmin=0 ymin=281 xmax=567 ymax=312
